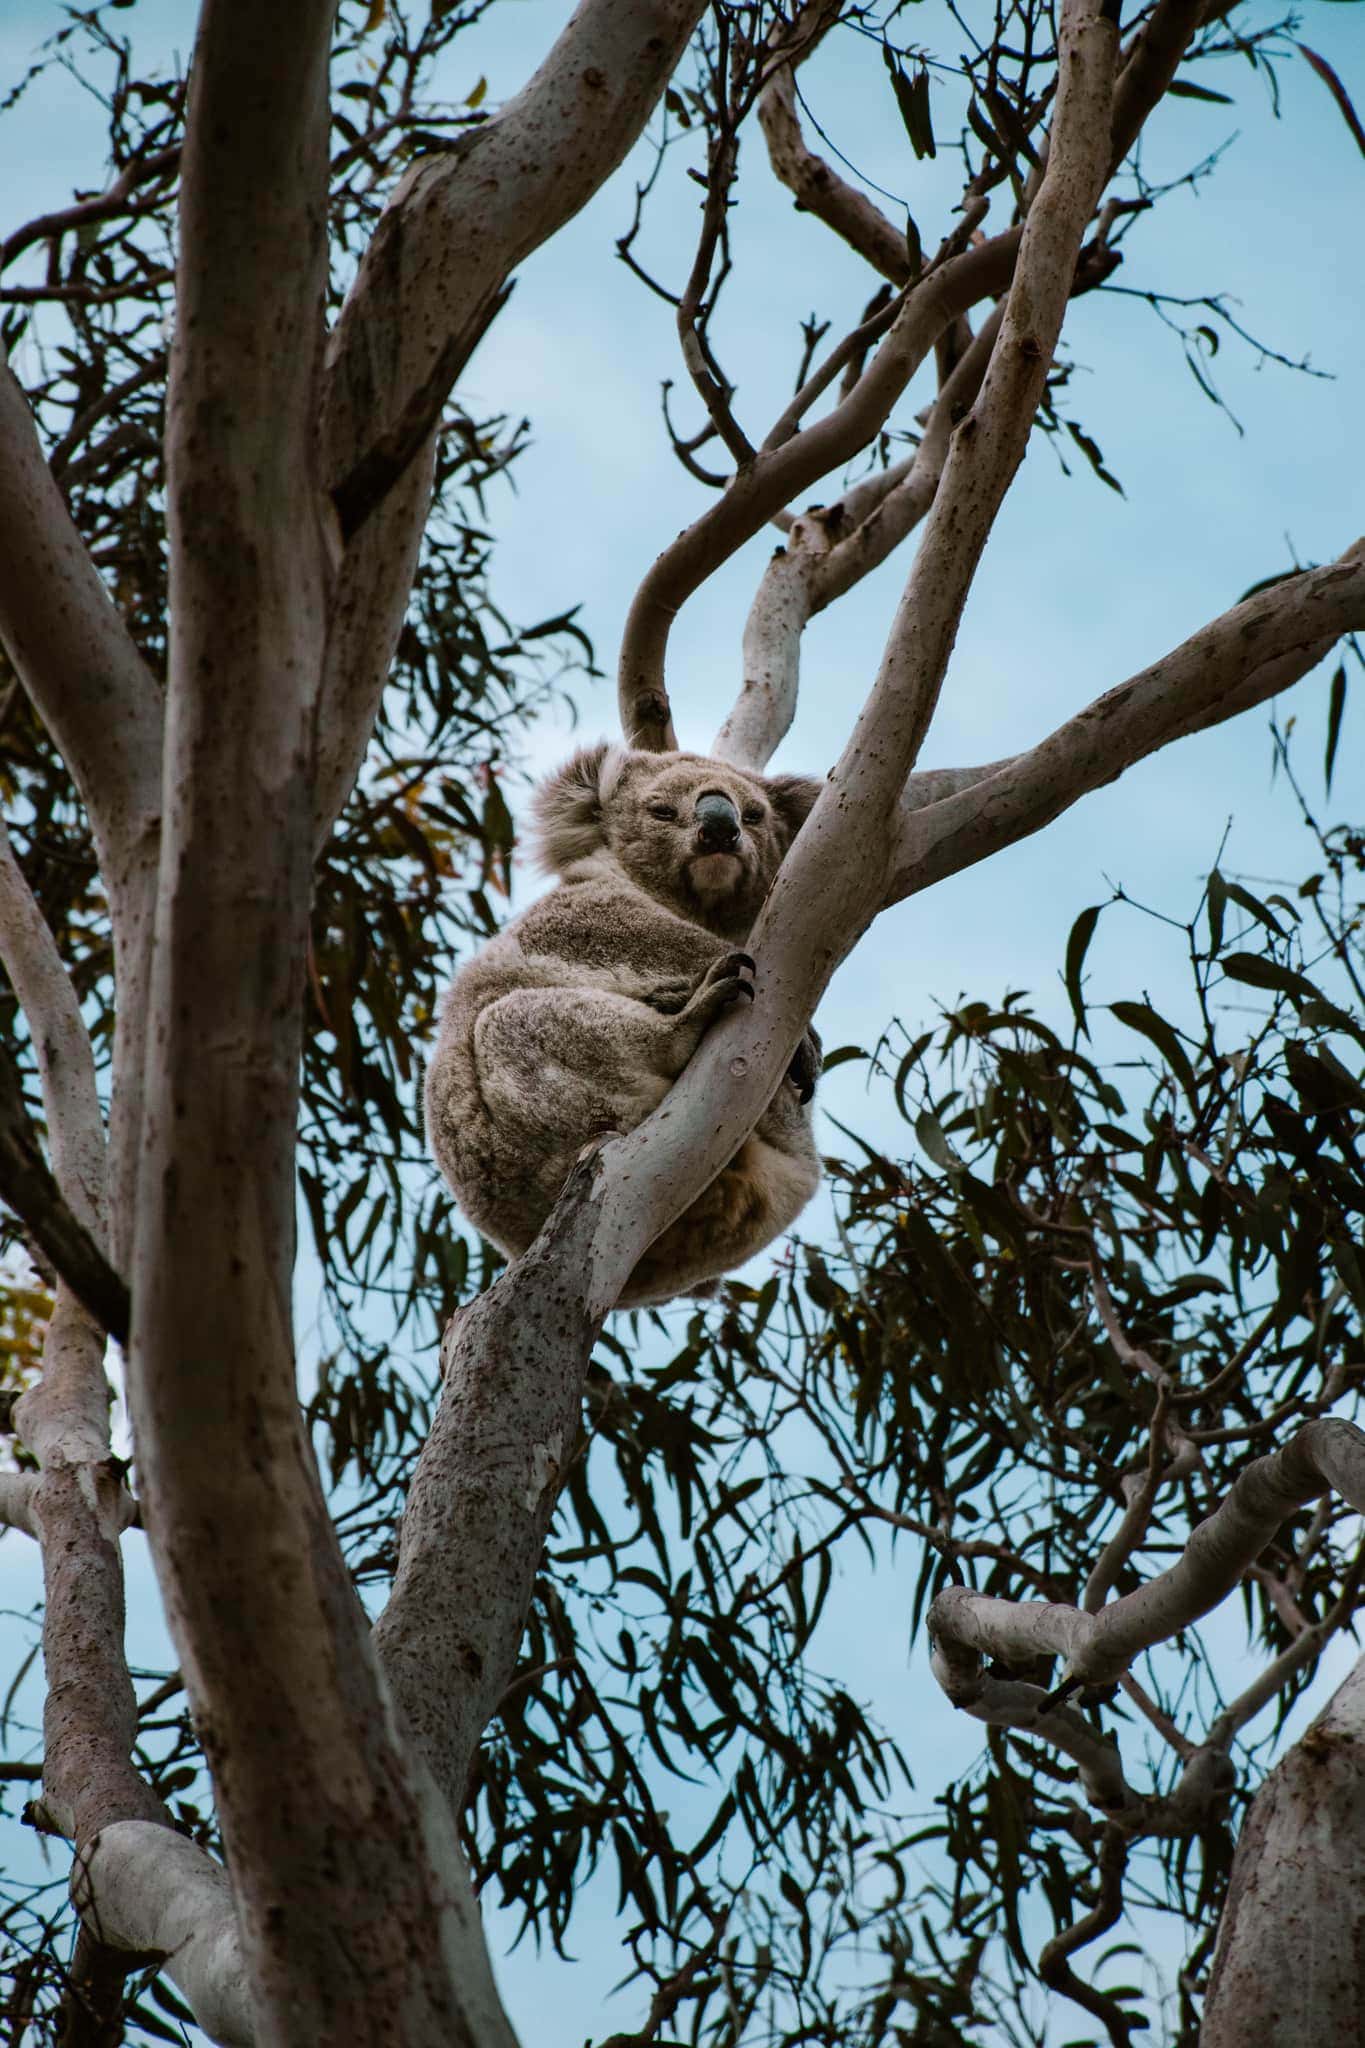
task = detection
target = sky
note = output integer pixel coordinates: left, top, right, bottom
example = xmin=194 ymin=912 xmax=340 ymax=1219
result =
xmin=0 ymin=0 xmax=1363 ymax=2041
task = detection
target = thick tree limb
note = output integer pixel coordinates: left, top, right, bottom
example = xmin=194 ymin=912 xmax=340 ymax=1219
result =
xmin=1203 ymin=1652 xmax=1365 ymax=2046
xmin=376 ymin=1147 xmax=607 ymax=1804
xmin=886 ymin=553 xmax=1365 ymax=903
xmin=128 ymin=6 xmax=521 ymax=2039
xmin=927 ymin=1419 xmax=1365 ymax=1697
xmin=0 ymin=352 xmax=162 ymax=889
xmin=75 ymin=1824 xmax=253 ymax=2048
xmin=311 ymin=0 xmax=709 ymax=849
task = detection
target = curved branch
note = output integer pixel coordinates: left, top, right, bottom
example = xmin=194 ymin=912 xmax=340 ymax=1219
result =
xmin=928 ymin=1419 xmax=1365 ymax=1697
xmin=0 ymin=815 xmax=107 ymax=1239
xmin=0 ymin=1471 xmax=37 ymax=1536
xmin=0 ymin=817 xmax=128 ymax=1338
xmin=713 ymin=308 xmax=1004 ymax=769
xmin=887 ymin=551 xmax=1365 ymax=904
xmin=0 ymin=354 xmax=162 ymax=887
xmin=757 ymin=3 xmax=911 ymax=286
xmin=313 ymin=0 xmax=709 ymax=848
xmin=617 ymin=229 xmax=1021 ymax=748
xmin=75 ymin=1824 xmax=253 ymax=2048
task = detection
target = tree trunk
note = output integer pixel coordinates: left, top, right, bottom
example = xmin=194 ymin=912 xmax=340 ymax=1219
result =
xmin=1202 ymin=1652 xmax=1365 ymax=2045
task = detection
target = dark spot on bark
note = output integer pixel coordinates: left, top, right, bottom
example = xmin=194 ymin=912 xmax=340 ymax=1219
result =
xmin=1019 ymin=335 xmax=1043 ymax=361
xmin=582 ymin=67 xmax=606 ymax=89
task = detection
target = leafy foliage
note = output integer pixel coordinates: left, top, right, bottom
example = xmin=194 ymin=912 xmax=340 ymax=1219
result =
xmin=0 ymin=4 xmax=1362 ymax=2045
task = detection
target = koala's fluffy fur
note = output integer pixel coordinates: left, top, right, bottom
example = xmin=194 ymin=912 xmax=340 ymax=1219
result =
xmin=425 ymin=744 xmax=823 ymax=1306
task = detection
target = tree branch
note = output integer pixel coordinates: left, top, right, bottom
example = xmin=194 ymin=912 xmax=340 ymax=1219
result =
xmin=311 ymin=0 xmax=709 ymax=849
xmin=1204 ymin=1652 xmax=1365 ymax=2047
xmin=713 ymin=306 xmax=1004 ymax=769
xmin=886 ymin=552 xmax=1365 ymax=904
xmin=0 ymin=1470 xmax=37 ymax=1536
xmin=74 ymin=1824 xmax=253 ymax=2048
xmin=928 ymin=1419 xmax=1365 ymax=1698
xmin=0 ymin=815 xmax=128 ymax=1339
xmin=617 ymin=228 xmax=1021 ymax=748
xmin=855 ymin=0 xmax=1118 ymax=787
xmin=757 ymin=3 xmax=911 ymax=286
xmin=0 ymin=352 xmax=162 ymax=887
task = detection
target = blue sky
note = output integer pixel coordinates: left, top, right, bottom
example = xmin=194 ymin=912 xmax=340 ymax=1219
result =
xmin=1 ymin=1 xmax=1362 ymax=2039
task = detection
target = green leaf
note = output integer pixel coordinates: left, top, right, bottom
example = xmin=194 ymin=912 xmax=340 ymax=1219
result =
xmin=1221 ymin=952 xmax=1320 ymax=1005
xmin=1167 ymin=77 xmax=1234 ymax=103
xmin=1324 ymin=663 xmax=1347 ymax=793
xmin=1206 ymin=867 xmax=1227 ymax=955
xmin=915 ymin=1109 xmax=960 ymax=1171
xmin=884 ymin=48 xmax=936 ymax=158
xmin=1064 ymin=904 xmax=1103 ymax=1036
xmin=1109 ymin=1001 xmax=1199 ymax=1107
xmin=820 ymin=1044 xmax=869 ymax=1072
xmin=1064 ymin=418 xmax=1124 ymax=495
xmin=1223 ymin=879 xmax=1289 ymax=938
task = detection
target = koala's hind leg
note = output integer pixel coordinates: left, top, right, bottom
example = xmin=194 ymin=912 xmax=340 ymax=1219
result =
xmin=470 ymin=962 xmax=752 ymax=1158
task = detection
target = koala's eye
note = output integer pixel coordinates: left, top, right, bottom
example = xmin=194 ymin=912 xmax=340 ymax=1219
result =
xmin=647 ymin=802 xmax=678 ymax=821
xmin=741 ymin=804 xmax=765 ymax=826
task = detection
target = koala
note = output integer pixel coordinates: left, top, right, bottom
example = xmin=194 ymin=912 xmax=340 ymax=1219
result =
xmin=424 ymin=744 xmax=823 ymax=1307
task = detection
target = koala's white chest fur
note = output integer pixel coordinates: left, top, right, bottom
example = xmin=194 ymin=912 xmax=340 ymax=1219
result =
xmin=424 ymin=744 xmax=822 ymax=1307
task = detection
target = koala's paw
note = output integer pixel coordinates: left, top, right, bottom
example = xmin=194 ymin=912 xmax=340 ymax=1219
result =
xmin=675 ymin=951 xmax=756 ymax=1039
xmin=787 ymin=1025 xmax=822 ymax=1104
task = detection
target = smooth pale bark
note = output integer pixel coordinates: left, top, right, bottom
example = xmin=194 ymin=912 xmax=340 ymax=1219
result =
xmin=76 ymin=1825 xmax=253 ymax=2048
xmin=0 ymin=352 xmax=161 ymax=888
xmin=0 ymin=792 xmax=161 ymax=1858
xmin=376 ymin=1158 xmax=606 ymax=1803
xmin=1202 ymin=1654 xmax=1365 ymax=2046
xmin=0 ymin=366 xmax=160 ymax=1260
xmin=927 ymin=1420 xmax=1365 ymax=1697
xmin=0 ymin=813 xmax=129 ymax=1333
xmin=129 ymin=5 xmax=514 ymax=2039
xmin=713 ymin=310 xmax=1004 ymax=771
xmin=312 ymin=0 xmax=709 ymax=849
xmin=0 ymin=1471 xmax=37 ymax=1535
xmin=887 ymin=550 xmax=1365 ymax=902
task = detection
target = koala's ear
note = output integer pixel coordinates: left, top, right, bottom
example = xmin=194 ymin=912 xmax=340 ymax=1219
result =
xmin=530 ymin=743 xmax=619 ymax=873
xmin=764 ymin=772 xmax=823 ymax=846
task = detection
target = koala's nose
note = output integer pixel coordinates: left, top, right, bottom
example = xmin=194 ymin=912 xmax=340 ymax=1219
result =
xmin=695 ymin=791 xmax=741 ymax=851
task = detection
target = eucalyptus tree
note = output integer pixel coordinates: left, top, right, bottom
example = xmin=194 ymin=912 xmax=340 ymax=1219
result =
xmin=0 ymin=0 xmax=1361 ymax=2043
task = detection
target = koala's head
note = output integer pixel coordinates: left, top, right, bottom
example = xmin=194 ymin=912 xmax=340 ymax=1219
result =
xmin=531 ymin=744 xmax=819 ymax=935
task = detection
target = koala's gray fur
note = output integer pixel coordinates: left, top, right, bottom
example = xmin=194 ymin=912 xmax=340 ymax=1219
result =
xmin=425 ymin=744 xmax=823 ymax=1306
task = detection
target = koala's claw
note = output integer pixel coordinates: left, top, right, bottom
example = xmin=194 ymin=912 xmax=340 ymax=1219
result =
xmin=675 ymin=951 xmax=756 ymax=1038
xmin=787 ymin=1027 xmax=822 ymax=1104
